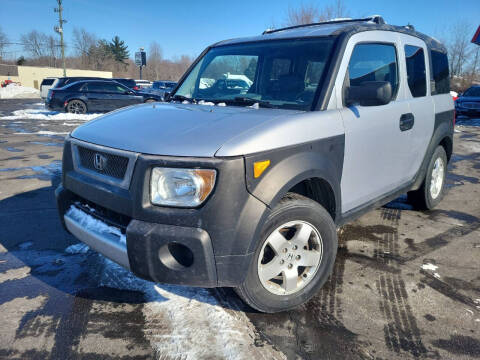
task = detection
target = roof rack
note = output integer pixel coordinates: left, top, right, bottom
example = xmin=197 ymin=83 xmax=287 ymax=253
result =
xmin=262 ymin=15 xmax=385 ymax=35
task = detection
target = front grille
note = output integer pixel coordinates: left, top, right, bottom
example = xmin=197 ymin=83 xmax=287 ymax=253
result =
xmin=77 ymin=146 xmax=129 ymax=180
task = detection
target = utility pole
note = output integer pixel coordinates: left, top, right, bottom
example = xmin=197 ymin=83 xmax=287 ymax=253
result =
xmin=54 ymin=0 xmax=67 ymax=76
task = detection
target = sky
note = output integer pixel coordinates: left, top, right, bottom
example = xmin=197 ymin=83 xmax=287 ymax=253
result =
xmin=1 ymin=0 xmax=479 ymax=61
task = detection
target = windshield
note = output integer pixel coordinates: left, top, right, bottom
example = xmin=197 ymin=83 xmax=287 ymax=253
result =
xmin=463 ymin=87 xmax=480 ymax=97
xmin=174 ymin=38 xmax=335 ymax=110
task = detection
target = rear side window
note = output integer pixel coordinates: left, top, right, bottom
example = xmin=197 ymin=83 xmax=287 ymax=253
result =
xmin=404 ymin=45 xmax=426 ymax=97
xmin=348 ymin=43 xmax=399 ymax=98
xmin=41 ymin=79 xmax=55 ymax=86
xmin=431 ymin=50 xmax=449 ymax=94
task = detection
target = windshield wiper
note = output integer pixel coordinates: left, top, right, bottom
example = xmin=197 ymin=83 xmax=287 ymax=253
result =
xmin=232 ymin=97 xmax=274 ymax=108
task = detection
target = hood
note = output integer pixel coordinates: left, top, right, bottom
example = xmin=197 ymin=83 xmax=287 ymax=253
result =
xmin=457 ymin=96 xmax=480 ymax=103
xmin=71 ymin=102 xmax=301 ymax=157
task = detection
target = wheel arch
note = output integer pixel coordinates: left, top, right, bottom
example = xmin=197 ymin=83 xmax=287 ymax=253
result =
xmin=411 ymin=110 xmax=454 ymax=190
xmin=244 ymin=137 xmax=344 ymax=223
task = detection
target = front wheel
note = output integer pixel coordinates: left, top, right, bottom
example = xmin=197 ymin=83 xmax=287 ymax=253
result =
xmin=235 ymin=193 xmax=338 ymax=313
xmin=408 ymin=146 xmax=447 ymax=210
xmin=66 ymin=99 xmax=87 ymax=114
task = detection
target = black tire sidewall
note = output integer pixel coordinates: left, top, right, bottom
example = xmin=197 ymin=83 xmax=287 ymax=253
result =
xmin=424 ymin=146 xmax=447 ymax=209
xmin=240 ymin=195 xmax=337 ymax=312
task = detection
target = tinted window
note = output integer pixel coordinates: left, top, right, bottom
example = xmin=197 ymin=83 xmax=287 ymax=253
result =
xmin=103 ymin=82 xmax=127 ymax=93
xmin=348 ymin=43 xmax=399 ymax=98
xmin=431 ymin=50 xmax=449 ymax=94
xmin=41 ymin=79 xmax=55 ymax=86
xmin=405 ymin=45 xmax=426 ymax=97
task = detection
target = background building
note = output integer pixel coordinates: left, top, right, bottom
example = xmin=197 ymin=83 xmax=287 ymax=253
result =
xmin=0 ymin=64 xmax=112 ymax=88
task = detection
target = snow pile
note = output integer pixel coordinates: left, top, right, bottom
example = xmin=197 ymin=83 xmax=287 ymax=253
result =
xmin=66 ymin=205 xmax=126 ymax=244
xmin=0 ymin=83 xmax=40 ymax=99
xmin=0 ymin=108 xmax=101 ymax=121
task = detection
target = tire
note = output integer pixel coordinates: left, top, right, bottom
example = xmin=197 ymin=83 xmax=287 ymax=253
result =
xmin=408 ymin=146 xmax=447 ymax=210
xmin=235 ymin=193 xmax=338 ymax=313
xmin=66 ymin=99 xmax=87 ymax=114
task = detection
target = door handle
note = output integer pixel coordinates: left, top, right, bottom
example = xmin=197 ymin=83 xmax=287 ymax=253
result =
xmin=399 ymin=113 xmax=415 ymax=131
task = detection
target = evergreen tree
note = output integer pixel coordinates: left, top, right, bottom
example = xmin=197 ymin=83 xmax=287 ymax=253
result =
xmin=109 ymin=36 xmax=129 ymax=64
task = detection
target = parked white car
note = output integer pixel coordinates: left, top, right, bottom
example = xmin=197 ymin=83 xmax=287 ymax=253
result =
xmin=40 ymin=77 xmax=58 ymax=99
xmin=135 ymin=79 xmax=152 ymax=89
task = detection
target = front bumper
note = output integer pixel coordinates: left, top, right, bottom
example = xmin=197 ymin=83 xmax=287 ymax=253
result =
xmin=56 ymin=138 xmax=269 ymax=287
xmin=59 ymin=191 xmax=217 ymax=286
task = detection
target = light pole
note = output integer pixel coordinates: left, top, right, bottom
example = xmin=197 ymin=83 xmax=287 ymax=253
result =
xmin=54 ymin=0 xmax=67 ymax=76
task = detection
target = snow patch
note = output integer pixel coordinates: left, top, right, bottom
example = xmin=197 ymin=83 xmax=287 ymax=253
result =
xmin=65 ymin=243 xmax=90 ymax=254
xmin=217 ymin=102 xmax=226 ymax=107
xmin=15 ymin=130 xmax=69 ymax=135
xmin=66 ymin=206 xmax=126 ymax=244
xmin=248 ymin=102 xmax=260 ymax=109
xmin=0 ymin=108 xmax=101 ymax=121
xmin=197 ymin=100 xmax=215 ymax=106
xmin=96 ymin=252 xmax=283 ymax=359
xmin=421 ymin=263 xmax=438 ymax=271
xmin=0 ymin=84 xmax=40 ymax=99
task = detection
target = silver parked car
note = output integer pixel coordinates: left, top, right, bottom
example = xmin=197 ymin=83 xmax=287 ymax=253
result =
xmin=56 ymin=16 xmax=454 ymax=312
xmin=40 ymin=77 xmax=58 ymax=99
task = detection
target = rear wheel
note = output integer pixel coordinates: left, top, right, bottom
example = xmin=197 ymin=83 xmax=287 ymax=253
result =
xmin=408 ymin=146 xmax=447 ymax=210
xmin=66 ymin=99 xmax=87 ymax=114
xmin=235 ymin=193 xmax=337 ymax=313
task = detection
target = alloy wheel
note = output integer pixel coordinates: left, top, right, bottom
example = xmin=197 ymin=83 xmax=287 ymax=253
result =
xmin=257 ymin=220 xmax=323 ymax=295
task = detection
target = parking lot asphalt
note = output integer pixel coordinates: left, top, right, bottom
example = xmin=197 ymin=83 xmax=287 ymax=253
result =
xmin=0 ymin=98 xmax=479 ymax=360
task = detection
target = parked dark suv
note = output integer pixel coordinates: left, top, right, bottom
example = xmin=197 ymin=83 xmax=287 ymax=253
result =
xmin=46 ymin=80 xmax=162 ymax=113
xmin=56 ymin=16 xmax=454 ymax=312
xmin=53 ymin=76 xmax=108 ymax=89
xmin=455 ymin=85 xmax=480 ymax=118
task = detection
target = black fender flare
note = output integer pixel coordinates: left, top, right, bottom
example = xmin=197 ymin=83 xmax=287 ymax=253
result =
xmin=244 ymin=135 xmax=345 ymax=221
xmin=411 ymin=110 xmax=454 ymax=190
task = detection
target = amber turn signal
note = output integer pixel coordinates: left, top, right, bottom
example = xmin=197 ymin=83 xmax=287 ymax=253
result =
xmin=253 ymin=160 xmax=270 ymax=178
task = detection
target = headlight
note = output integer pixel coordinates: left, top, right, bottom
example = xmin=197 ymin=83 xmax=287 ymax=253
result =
xmin=150 ymin=167 xmax=216 ymax=207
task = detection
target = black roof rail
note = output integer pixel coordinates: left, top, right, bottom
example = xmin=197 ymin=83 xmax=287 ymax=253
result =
xmin=262 ymin=15 xmax=385 ymax=35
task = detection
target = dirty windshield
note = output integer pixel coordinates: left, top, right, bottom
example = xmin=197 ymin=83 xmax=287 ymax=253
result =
xmin=173 ymin=38 xmax=335 ymax=110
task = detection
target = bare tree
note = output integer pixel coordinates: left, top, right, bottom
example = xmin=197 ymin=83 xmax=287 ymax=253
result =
xmin=72 ymin=28 xmax=97 ymax=66
xmin=146 ymin=41 xmax=163 ymax=80
xmin=21 ymin=30 xmax=48 ymax=58
xmin=448 ymin=21 xmax=473 ymax=78
xmin=286 ymin=3 xmax=319 ymax=25
xmin=0 ymin=26 xmax=8 ymax=59
xmin=284 ymin=0 xmax=348 ymax=26
xmin=46 ymin=35 xmax=61 ymax=67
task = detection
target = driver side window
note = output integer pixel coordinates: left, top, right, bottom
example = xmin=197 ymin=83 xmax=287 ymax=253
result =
xmin=347 ymin=43 xmax=399 ymax=99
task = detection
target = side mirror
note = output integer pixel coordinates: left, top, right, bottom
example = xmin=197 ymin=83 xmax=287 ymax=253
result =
xmin=124 ymin=90 xmax=133 ymax=95
xmin=345 ymin=81 xmax=392 ymax=106
xmin=164 ymin=92 xmax=171 ymax=101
